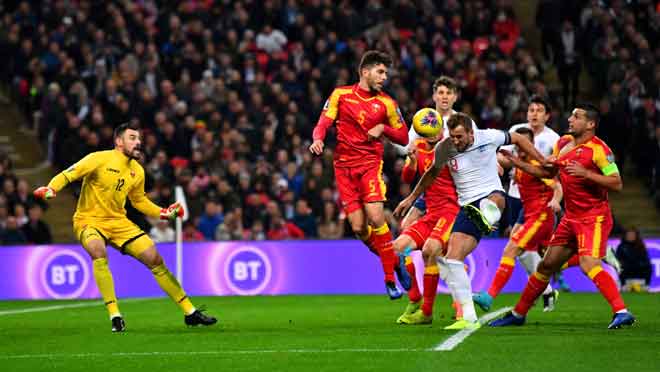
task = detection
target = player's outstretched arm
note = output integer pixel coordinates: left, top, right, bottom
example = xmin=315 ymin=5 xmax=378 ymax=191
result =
xmin=510 ymin=132 xmax=546 ymax=164
xmin=127 ymin=169 xmax=183 ymax=219
xmin=394 ymin=165 xmax=440 ymax=218
xmin=499 ymin=149 xmax=557 ymax=179
xmin=33 ymin=153 xmax=103 ymax=201
xmin=547 ymin=180 xmax=563 ymax=213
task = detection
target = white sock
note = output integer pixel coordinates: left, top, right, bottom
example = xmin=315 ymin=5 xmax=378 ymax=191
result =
xmin=437 ymin=257 xmax=456 ymax=302
xmin=519 ymin=251 xmax=553 ymax=295
xmin=446 ymin=258 xmax=477 ymax=322
xmin=437 ymin=256 xmax=450 ymax=282
xmin=519 ymin=251 xmax=541 ymax=275
xmin=479 ymin=198 xmax=502 ymax=226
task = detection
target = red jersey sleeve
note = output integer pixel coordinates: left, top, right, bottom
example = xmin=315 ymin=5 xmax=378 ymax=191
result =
xmin=312 ymin=88 xmax=343 ymax=141
xmin=377 ymin=96 xmax=408 ymax=146
xmin=401 ymin=156 xmax=417 ymax=183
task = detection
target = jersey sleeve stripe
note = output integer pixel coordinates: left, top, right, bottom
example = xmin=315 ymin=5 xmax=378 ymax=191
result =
xmin=377 ymin=97 xmax=403 ymax=129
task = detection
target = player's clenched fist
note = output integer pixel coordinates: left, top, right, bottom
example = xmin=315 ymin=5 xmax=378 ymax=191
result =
xmin=33 ymin=186 xmax=56 ymax=200
xmin=160 ymin=202 xmax=184 ymax=220
xmin=309 ymin=140 xmax=324 ymax=155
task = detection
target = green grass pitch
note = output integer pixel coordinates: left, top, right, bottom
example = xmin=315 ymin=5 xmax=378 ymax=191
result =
xmin=1 ymin=293 xmax=658 ymax=372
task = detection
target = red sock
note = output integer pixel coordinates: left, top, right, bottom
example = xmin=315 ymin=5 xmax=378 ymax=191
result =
xmin=421 ymin=266 xmax=439 ymax=316
xmin=452 ymin=301 xmax=463 ymax=319
xmin=514 ymin=272 xmax=550 ymax=316
xmin=406 ymin=257 xmax=421 ymax=303
xmin=488 ymin=257 xmax=515 ymax=298
xmin=358 ymin=227 xmax=379 ymax=257
xmin=562 ymin=255 xmax=579 ymax=269
xmin=589 ymin=266 xmax=626 ymax=313
xmin=373 ymin=224 xmax=395 ymax=282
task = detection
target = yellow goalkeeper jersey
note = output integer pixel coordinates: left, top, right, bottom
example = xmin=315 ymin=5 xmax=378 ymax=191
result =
xmin=48 ymin=149 xmax=161 ymax=220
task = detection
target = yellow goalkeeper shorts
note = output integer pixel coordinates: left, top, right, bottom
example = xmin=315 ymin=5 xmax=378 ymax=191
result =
xmin=73 ymin=217 xmax=154 ymax=257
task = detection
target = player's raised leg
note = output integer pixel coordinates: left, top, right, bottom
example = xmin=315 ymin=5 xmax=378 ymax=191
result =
xmin=131 ymin=239 xmax=217 ymax=326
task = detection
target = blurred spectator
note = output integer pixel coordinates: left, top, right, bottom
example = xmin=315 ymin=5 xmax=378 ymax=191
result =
xmin=149 ymin=220 xmax=176 ymax=243
xmin=317 ymin=201 xmax=344 ymax=240
xmin=182 ymin=220 xmax=205 ymax=242
xmin=197 ymin=200 xmax=224 ymax=240
xmin=292 ymin=199 xmax=317 ymax=238
xmin=615 ymin=227 xmax=652 ymax=291
xmin=256 ymin=24 xmax=288 ymax=54
xmin=266 ymin=212 xmax=305 ymax=240
xmin=215 ymin=209 xmax=246 ymax=241
xmin=21 ymin=204 xmax=52 ymax=244
xmin=555 ymin=20 xmax=582 ymax=109
xmin=1 ymin=216 xmax=27 ymax=245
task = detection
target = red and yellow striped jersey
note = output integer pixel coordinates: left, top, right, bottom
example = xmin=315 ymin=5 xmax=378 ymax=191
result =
xmin=552 ymin=135 xmax=618 ymax=218
xmin=312 ymin=84 xmax=408 ymax=167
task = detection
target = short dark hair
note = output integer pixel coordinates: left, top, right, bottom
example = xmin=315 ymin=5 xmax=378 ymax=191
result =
xmin=528 ymin=95 xmax=550 ymax=113
xmin=358 ymin=50 xmax=392 ymax=72
xmin=574 ymin=103 xmax=600 ymax=125
xmin=113 ymin=122 xmax=140 ymax=139
xmin=515 ymin=127 xmax=534 ymax=142
xmin=446 ymin=113 xmax=473 ymax=132
xmin=433 ymin=76 xmax=458 ymax=93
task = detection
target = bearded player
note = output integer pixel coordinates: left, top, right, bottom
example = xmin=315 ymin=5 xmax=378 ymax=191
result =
xmin=473 ymin=127 xmax=562 ymax=313
xmin=309 ymin=50 xmax=411 ymax=299
xmin=490 ymin=104 xmax=635 ymax=329
xmin=34 ymin=123 xmax=217 ymax=332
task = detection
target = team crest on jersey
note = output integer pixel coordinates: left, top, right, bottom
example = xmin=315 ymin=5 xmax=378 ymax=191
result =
xmin=575 ymin=148 xmax=583 ymax=156
xmin=372 ymin=103 xmax=380 ymax=113
xmin=130 ymin=171 xmax=136 ymax=178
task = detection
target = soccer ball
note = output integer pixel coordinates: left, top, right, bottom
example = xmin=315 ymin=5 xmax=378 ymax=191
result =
xmin=411 ymin=108 xmax=443 ymax=138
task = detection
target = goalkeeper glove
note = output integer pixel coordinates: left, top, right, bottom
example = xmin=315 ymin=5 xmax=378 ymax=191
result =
xmin=160 ymin=202 xmax=184 ymax=221
xmin=33 ymin=186 xmax=56 ymax=200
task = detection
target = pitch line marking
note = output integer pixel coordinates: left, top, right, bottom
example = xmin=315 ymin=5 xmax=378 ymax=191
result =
xmin=0 ymin=298 xmax=157 ymax=316
xmin=433 ymin=306 xmax=512 ymax=351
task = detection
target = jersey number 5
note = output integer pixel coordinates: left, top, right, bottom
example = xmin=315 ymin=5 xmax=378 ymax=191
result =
xmin=115 ymin=178 xmax=125 ymax=192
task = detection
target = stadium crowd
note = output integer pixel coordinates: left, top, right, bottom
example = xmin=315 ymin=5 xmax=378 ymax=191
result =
xmin=0 ymin=0 xmax=658 ymax=245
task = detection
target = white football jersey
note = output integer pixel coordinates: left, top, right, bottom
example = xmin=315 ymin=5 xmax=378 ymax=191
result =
xmin=439 ymin=128 xmax=510 ymax=206
xmin=504 ymin=123 xmax=560 ymax=198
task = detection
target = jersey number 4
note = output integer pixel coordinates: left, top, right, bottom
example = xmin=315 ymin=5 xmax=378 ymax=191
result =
xmin=115 ymin=178 xmax=125 ymax=192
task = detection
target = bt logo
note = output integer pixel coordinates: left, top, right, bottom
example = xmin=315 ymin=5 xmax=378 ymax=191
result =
xmin=40 ymin=249 xmax=90 ymax=299
xmin=647 ymin=242 xmax=660 ymax=292
xmin=224 ymin=246 xmax=272 ymax=295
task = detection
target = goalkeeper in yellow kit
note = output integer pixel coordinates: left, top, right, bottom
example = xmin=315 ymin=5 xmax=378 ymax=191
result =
xmin=34 ymin=123 xmax=216 ymax=332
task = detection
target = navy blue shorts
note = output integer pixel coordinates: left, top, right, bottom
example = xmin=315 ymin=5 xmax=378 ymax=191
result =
xmin=502 ymin=195 xmax=523 ymax=229
xmin=516 ymin=206 xmax=525 ymax=225
xmin=452 ymin=191 xmax=507 ymax=242
xmin=413 ymin=194 xmax=427 ymax=212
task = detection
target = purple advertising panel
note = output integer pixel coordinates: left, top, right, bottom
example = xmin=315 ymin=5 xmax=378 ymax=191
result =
xmin=1 ymin=239 xmax=658 ymax=300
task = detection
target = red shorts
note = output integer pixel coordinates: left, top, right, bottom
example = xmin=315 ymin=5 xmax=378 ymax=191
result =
xmin=547 ymin=213 xmax=613 ymax=258
xmin=510 ymin=211 xmax=555 ymax=251
xmin=335 ymin=162 xmax=386 ymax=214
xmin=402 ymin=207 xmax=458 ymax=249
